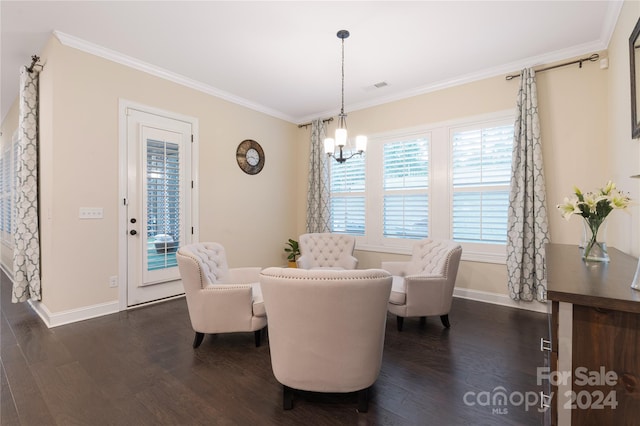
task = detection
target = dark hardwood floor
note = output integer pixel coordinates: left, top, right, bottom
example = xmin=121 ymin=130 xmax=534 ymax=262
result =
xmin=1 ymin=272 xmax=548 ymax=425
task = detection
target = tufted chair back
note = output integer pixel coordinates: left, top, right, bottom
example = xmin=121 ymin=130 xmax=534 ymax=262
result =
xmin=407 ymin=238 xmax=460 ymax=276
xmin=296 ymin=233 xmax=358 ymax=270
xmin=381 ymin=238 xmax=462 ymax=330
xmin=179 ymin=242 xmax=230 ymax=288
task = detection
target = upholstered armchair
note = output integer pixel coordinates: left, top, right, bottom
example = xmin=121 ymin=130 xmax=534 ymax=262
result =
xmin=296 ymin=232 xmax=358 ymax=269
xmin=176 ymin=242 xmax=267 ymax=348
xmin=382 ymin=238 xmax=462 ymax=331
xmin=259 ymin=267 xmax=392 ymax=412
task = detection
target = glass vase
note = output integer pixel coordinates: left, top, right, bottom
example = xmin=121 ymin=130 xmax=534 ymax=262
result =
xmin=631 ymin=258 xmax=640 ymax=291
xmin=581 ymin=217 xmax=609 ymax=262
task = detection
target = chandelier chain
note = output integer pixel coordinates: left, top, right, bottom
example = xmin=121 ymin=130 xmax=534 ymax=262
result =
xmin=341 ymin=36 xmax=345 ymax=115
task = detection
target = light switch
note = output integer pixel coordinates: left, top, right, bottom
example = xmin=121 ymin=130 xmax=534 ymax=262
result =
xmin=79 ymin=207 xmax=103 ymax=219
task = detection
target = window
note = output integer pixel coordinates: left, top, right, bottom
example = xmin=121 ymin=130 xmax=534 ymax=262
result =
xmin=327 ymin=111 xmax=514 ymax=263
xmin=329 ymin=153 xmax=365 ymax=235
xmin=451 ymin=124 xmax=513 ymax=244
xmin=0 ymin=132 xmax=17 ymax=246
xmin=382 ymin=137 xmax=429 ymax=239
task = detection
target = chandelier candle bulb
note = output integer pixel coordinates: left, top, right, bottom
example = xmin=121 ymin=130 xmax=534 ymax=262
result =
xmin=324 ymin=138 xmax=335 ymax=154
xmin=356 ymin=135 xmax=367 ymax=152
xmin=335 ymin=128 xmax=347 ymax=147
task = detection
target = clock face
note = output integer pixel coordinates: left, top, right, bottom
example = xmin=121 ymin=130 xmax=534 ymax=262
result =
xmin=246 ymin=148 xmax=260 ymax=166
xmin=236 ymin=139 xmax=265 ymax=175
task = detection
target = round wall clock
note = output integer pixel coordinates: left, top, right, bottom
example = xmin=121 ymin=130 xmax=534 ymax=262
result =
xmin=236 ymin=139 xmax=265 ymax=175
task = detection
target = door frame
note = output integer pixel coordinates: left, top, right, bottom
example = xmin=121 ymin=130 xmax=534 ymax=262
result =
xmin=118 ymin=100 xmax=199 ymax=310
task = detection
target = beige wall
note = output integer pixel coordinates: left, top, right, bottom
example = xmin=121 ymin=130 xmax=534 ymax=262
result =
xmin=607 ymin=0 xmax=640 ymax=256
xmin=299 ymin=50 xmax=610 ymax=297
xmin=536 ymin=53 xmax=611 ymax=245
xmin=4 ymin=36 xmax=299 ymax=314
xmin=4 ymin=3 xmax=639 ymax=316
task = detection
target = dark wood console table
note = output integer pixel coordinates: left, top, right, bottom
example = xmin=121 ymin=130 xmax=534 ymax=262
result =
xmin=546 ymin=243 xmax=640 ymax=425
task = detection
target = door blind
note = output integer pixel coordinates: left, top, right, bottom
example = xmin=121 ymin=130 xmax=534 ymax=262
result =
xmin=146 ymin=139 xmax=181 ymax=270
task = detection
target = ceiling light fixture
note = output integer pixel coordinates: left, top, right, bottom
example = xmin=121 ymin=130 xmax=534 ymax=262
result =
xmin=324 ymin=30 xmax=367 ymax=163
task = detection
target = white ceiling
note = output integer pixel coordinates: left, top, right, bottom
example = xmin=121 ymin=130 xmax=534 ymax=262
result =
xmin=1 ymin=1 xmax=623 ymax=125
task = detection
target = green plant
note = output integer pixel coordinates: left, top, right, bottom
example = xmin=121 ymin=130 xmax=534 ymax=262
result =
xmin=284 ymin=238 xmax=300 ymax=262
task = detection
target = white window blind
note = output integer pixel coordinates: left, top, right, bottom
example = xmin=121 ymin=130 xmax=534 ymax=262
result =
xmin=146 ymin=139 xmax=181 ymax=270
xmin=382 ymin=138 xmax=429 ymax=239
xmin=4 ymin=147 xmax=10 ymax=235
xmin=329 ymin=152 xmax=365 ymax=235
xmin=0 ymin=134 xmax=17 ymax=245
xmin=12 ymin=141 xmax=17 ymax=239
xmin=0 ymin=153 xmax=6 ymax=233
xmin=451 ymin=124 xmax=513 ymax=244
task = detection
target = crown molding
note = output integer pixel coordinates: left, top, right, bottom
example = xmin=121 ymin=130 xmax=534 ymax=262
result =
xmin=600 ymin=0 xmax=624 ymax=48
xmin=53 ymin=31 xmax=296 ymax=123
xmin=301 ymin=0 xmax=624 ymax=125
xmin=55 ymin=17 xmax=616 ymax=127
xmin=299 ymin=38 xmax=610 ymax=125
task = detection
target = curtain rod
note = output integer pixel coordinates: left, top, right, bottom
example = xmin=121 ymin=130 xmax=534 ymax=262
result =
xmin=27 ymin=55 xmax=42 ymax=73
xmin=505 ymin=53 xmax=600 ymax=81
xmin=297 ymin=117 xmax=334 ymax=129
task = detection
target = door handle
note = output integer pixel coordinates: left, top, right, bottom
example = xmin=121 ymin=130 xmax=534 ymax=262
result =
xmin=130 ymin=230 xmax=137 ymax=236
xmin=540 ymin=338 xmax=552 ymax=352
xmin=540 ymin=392 xmax=551 ymax=410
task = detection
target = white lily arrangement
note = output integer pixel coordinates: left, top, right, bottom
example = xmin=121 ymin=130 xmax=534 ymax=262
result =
xmin=557 ymin=181 xmax=631 ymax=259
xmin=557 ymin=181 xmax=631 ymax=222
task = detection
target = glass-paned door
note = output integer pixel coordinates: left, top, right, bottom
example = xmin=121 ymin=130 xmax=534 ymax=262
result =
xmin=127 ymin=109 xmax=192 ymax=306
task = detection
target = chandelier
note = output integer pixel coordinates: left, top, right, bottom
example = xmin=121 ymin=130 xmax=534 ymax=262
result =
xmin=324 ymin=30 xmax=367 ymax=163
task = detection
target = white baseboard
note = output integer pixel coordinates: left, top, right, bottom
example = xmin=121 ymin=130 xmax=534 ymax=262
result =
xmin=22 ymin=286 xmax=543 ymax=328
xmin=453 ymin=287 xmax=548 ymax=313
xmin=1 ymin=266 xmax=121 ymax=327
xmin=28 ymin=299 xmax=120 ymax=328
xmin=0 ymin=262 xmax=13 ymax=282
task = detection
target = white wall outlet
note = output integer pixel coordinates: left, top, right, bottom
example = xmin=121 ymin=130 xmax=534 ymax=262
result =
xmin=79 ymin=207 xmax=104 ymax=219
xmin=109 ymin=276 xmax=118 ymax=288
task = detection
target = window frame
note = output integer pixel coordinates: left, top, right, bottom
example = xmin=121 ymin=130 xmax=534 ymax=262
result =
xmin=0 ymin=131 xmax=18 ymax=247
xmin=328 ymin=152 xmax=366 ymax=236
xmin=448 ymin=117 xmax=515 ymax=262
xmin=347 ymin=110 xmax=515 ymax=264
xmin=382 ymin=136 xmax=430 ymax=241
xmin=358 ymin=129 xmax=432 ymax=253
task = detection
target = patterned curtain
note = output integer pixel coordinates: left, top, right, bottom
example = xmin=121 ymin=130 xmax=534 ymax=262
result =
xmin=12 ymin=66 xmax=41 ymax=303
xmin=306 ymin=119 xmax=331 ymax=233
xmin=506 ymin=68 xmax=550 ymax=303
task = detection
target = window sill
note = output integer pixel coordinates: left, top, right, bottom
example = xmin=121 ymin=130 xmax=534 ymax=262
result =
xmin=356 ymin=243 xmax=506 ymax=265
